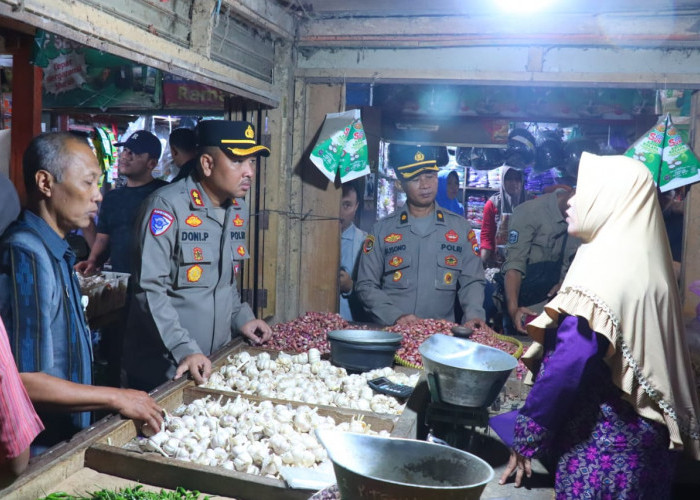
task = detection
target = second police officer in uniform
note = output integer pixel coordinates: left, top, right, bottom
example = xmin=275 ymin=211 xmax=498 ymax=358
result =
xmin=355 ymin=144 xmax=486 ymax=327
xmin=123 ymin=120 xmax=272 ymax=391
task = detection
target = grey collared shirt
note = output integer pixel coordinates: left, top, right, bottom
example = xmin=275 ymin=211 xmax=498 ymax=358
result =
xmin=355 ymin=206 xmax=485 ymax=326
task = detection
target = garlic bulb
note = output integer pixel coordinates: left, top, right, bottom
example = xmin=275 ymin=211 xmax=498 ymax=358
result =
xmin=134 ymin=394 xmax=384 ymax=480
xmin=201 ymin=350 xmax=419 ymax=416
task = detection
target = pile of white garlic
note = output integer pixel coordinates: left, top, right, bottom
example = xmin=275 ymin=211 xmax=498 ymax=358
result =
xmin=201 ymin=349 xmax=420 ymax=415
xmin=138 ymin=394 xmax=387 ymax=478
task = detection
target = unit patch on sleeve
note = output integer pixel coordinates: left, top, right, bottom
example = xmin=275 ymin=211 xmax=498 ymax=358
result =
xmin=508 ymin=230 xmax=519 ymax=244
xmin=149 ymin=209 xmax=174 ymax=236
xmin=467 ymin=229 xmax=480 ymax=256
xmin=444 ymin=271 xmax=454 ymax=285
xmin=389 ymin=256 xmax=404 ymax=267
xmin=237 ymin=245 xmax=246 ymax=257
xmin=445 ymin=255 xmax=458 ymax=267
xmin=384 ymin=233 xmax=402 ymax=243
xmin=445 ymin=230 xmax=459 ymax=243
xmin=190 ymin=189 xmax=204 ymax=207
xmin=393 ymin=270 xmax=403 ymax=282
xmin=187 ymin=264 xmax=203 ymax=282
xmin=185 ymin=214 xmax=202 ymax=227
xmin=233 ymin=214 xmax=245 ymax=227
xmin=363 ymin=235 xmax=375 ymax=254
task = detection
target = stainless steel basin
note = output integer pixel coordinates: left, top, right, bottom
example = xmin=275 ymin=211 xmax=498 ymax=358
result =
xmin=419 ymin=333 xmax=518 ymax=407
xmin=316 ymin=429 xmax=494 ymax=500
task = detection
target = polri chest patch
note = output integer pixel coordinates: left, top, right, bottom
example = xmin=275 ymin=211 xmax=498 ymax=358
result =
xmin=187 ymin=264 xmax=203 ymax=282
xmin=389 ymin=256 xmax=404 ymax=267
xmin=185 ymin=214 xmax=202 ymax=227
xmin=508 ymin=230 xmax=519 ymax=244
xmin=445 ymin=230 xmax=459 ymax=243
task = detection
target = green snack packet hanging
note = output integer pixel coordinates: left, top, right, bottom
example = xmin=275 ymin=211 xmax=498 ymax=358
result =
xmin=624 ymin=113 xmax=700 ymax=192
xmin=310 ymin=109 xmax=370 ymax=183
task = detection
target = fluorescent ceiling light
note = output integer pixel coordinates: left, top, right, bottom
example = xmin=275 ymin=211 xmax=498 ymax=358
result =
xmin=495 ymin=0 xmax=555 ymax=13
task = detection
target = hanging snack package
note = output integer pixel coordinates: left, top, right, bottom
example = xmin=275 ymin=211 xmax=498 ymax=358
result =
xmin=338 ymin=116 xmax=370 ymax=182
xmin=625 ymin=114 xmax=700 ymax=192
xmin=659 ymin=117 xmax=700 ymax=192
xmin=309 ymin=109 xmax=370 ymax=183
xmin=624 ymin=116 xmax=665 ymax=173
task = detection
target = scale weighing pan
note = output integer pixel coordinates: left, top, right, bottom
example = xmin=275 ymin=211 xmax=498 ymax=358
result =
xmin=419 ymin=333 xmax=517 ymax=408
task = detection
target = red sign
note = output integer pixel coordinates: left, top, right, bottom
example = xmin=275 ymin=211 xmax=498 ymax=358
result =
xmin=163 ymin=75 xmax=225 ymax=110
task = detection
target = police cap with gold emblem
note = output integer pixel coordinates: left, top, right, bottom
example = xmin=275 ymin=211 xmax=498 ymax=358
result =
xmin=196 ymin=120 xmax=270 ymax=157
xmin=389 ymin=143 xmax=447 ymax=180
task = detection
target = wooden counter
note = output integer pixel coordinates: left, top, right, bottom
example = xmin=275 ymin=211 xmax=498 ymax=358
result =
xmin=1 ymin=339 xmax=420 ymax=500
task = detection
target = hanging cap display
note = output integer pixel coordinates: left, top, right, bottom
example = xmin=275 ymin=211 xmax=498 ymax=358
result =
xmin=389 ymin=143 xmax=443 ymax=180
xmin=469 ymin=147 xmax=504 ymax=170
xmin=115 ymin=130 xmax=162 ymax=159
xmin=563 ymin=138 xmax=600 ymax=177
xmin=505 ymin=128 xmax=536 ymax=168
xmin=196 ymin=120 xmax=270 ymax=157
xmin=535 ymin=131 xmax=565 ymax=171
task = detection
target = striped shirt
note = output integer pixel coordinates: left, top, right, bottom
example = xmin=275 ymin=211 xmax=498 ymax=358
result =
xmin=0 ymin=317 xmax=43 ymax=460
xmin=0 ymin=211 xmax=92 ymax=449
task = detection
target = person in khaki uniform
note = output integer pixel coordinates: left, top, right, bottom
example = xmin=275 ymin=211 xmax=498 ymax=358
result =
xmin=501 ymin=188 xmax=580 ymax=334
xmin=355 ymin=144 xmax=485 ymax=326
xmin=124 ymin=121 xmax=272 ymax=391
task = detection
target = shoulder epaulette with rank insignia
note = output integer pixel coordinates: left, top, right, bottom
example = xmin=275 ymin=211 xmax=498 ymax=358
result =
xmin=400 ymin=212 xmax=408 ymax=224
xmin=436 ymin=210 xmax=444 ymax=222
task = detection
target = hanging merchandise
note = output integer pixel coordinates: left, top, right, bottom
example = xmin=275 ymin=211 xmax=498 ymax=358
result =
xmin=504 ymin=128 xmax=536 ymax=168
xmin=455 ymin=146 xmax=470 ymax=167
xmin=468 ymin=147 xmax=504 ymax=170
xmin=624 ymin=113 xmax=700 ymax=192
xmin=534 ymin=130 xmax=565 ymax=172
xmin=309 ymin=109 xmax=371 ymax=183
xmin=92 ymin=126 xmax=117 ymax=186
xmin=562 ymin=138 xmax=600 ymax=178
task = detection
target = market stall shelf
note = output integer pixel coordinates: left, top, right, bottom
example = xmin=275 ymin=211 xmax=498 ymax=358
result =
xmin=1 ymin=337 xmax=419 ymax=500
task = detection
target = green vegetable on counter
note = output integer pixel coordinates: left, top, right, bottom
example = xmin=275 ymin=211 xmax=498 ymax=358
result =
xmin=40 ymin=485 xmax=211 ymax=500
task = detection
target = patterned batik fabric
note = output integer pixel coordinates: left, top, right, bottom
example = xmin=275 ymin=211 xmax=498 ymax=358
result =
xmin=514 ymin=342 xmax=677 ymax=500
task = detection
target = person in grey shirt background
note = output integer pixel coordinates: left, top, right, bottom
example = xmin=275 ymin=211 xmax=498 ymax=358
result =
xmin=355 ymin=143 xmax=485 ymax=327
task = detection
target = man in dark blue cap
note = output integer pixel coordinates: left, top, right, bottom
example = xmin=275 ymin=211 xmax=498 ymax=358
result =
xmin=76 ymin=130 xmax=166 ymax=275
xmin=124 ymin=120 xmax=273 ymax=391
xmin=355 ymin=144 xmax=486 ymax=327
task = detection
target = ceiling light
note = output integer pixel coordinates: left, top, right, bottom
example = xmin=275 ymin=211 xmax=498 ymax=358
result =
xmin=495 ymin=0 xmax=555 ymax=13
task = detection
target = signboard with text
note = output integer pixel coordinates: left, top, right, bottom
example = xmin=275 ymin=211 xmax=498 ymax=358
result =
xmin=162 ymin=75 xmax=226 ymax=110
xmin=34 ymin=30 xmax=162 ymax=110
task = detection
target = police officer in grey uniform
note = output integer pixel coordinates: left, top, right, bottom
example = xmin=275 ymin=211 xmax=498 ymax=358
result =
xmin=501 ymin=188 xmax=580 ymax=334
xmin=355 ymin=144 xmax=485 ymax=326
xmin=124 ymin=120 xmax=272 ymax=391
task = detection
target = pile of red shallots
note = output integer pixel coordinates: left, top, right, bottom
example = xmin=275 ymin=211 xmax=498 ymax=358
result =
xmin=386 ymin=319 xmax=455 ymax=367
xmin=388 ymin=319 xmax=523 ymax=371
xmin=261 ymin=311 xmax=351 ymax=354
xmin=261 ymin=313 xmax=527 ymax=378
